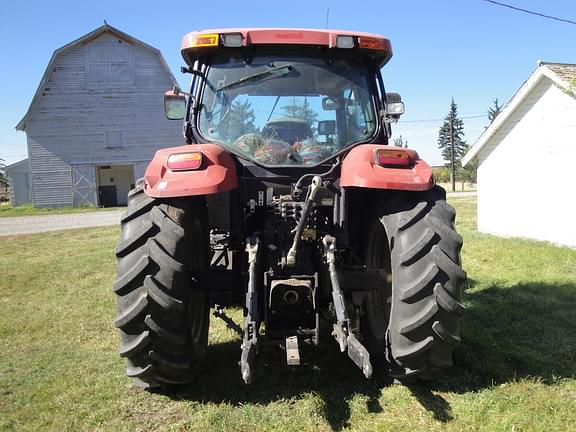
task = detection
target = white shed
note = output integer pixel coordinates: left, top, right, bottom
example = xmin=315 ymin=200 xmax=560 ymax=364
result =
xmin=5 ymin=159 xmax=31 ymax=206
xmin=463 ymin=62 xmax=576 ymax=248
xmin=16 ymin=24 xmax=182 ymax=207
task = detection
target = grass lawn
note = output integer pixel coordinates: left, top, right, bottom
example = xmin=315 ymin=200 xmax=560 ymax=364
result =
xmin=1 ymin=196 xmax=575 ymax=431
xmin=0 ymin=203 xmax=123 ymax=218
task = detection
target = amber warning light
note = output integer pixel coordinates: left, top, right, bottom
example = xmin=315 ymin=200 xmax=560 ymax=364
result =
xmin=167 ymin=152 xmax=203 ymax=171
xmin=191 ymin=33 xmax=219 ymax=47
xmin=358 ymin=37 xmax=387 ymax=51
xmin=375 ymin=149 xmax=413 ymax=167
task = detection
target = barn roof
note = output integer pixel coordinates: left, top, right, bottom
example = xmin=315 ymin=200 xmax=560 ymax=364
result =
xmin=462 ymin=62 xmax=576 ymax=166
xmin=15 ymin=24 xmax=177 ymax=131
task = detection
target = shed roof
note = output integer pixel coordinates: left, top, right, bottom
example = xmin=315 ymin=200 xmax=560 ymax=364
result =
xmin=462 ymin=62 xmax=576 ymax=166
xmin=15 ymin=24 xmax=177 ymax=131
xmin=5 ymin=159 xmax=30 ymax=173
xmin=544 ymin=62 xmax=576 ymax=82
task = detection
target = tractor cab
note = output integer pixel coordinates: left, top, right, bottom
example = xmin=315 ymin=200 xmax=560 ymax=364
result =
xmin=166 ymin=29 xmax=404 ymax=166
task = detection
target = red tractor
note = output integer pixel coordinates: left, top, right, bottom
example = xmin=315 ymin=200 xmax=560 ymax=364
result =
xmin=114 ymin=28 xmax=465 ymax=388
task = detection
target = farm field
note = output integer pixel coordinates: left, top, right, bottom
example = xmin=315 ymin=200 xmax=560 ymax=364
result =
xmin=1 ymin=196 xmax=575 ymax=431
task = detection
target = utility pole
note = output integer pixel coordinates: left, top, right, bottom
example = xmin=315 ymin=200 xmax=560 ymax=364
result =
xmin=450 ymin=117 xmax=455 ymax=192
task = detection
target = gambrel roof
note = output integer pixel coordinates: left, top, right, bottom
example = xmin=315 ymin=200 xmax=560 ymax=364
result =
xmin=16 ymin=24 xmax=177 ymax=131
xmin=462 ymin=62 xmax=576 ymax=166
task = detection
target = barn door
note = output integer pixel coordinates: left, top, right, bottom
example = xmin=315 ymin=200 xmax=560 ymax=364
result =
xmin=72 ymin=164 xmax=97 ymax=206
xmin=86 ymin=38 xmax=134 ymax=85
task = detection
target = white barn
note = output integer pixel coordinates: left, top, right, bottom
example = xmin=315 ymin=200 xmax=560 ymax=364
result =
xmin=463 ymin=62 xmax=576 ymax=248
xmin=16 ymin=24 xmax=182 ymax=207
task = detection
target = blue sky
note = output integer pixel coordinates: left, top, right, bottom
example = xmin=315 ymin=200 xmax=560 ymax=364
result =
xmin=1 ymin=0 xmax=575 ymax=166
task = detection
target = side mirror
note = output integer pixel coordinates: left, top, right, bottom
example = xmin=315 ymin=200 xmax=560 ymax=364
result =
xmin=384 ymin=92 xmax=405 ymax=123
xmin=322 ymin=97 xmax=341 ymax=111
xmin=164 ymin=89 xmax=186 ymax=120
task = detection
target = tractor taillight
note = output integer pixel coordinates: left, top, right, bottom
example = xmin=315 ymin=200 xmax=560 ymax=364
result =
xmin=191 ymin=33 xmax=219 ymax=48
xmin=167 ymin=152 xmax=203 ymax=171
xmin=375 ymin=149 xmax=412 ymax=167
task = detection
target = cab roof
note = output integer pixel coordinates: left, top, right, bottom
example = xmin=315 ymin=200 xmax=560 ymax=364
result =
xmin=181 ymin=28 xmax=392 ymax=66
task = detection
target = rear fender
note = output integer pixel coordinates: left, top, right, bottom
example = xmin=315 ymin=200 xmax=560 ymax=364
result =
xmin=144 ymin=144 xmax=238 ymax=198
xmin=341 ymin=144 xmax=434 ymax=191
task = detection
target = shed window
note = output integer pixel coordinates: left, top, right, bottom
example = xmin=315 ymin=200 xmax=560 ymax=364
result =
xmin=87 ymin=42 xmax=134 ymax=85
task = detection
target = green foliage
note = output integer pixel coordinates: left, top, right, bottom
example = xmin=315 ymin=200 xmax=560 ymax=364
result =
xmin=0 ymin=203 xmax=114 ymax=217
xmin=0 ymin=158 xmax=7 ymax=186
xmin=459 ymin=143 xmax=478 ymax=183
xmin=220 ymin=99 xmax=257 ymax=141
xmin=432 ymin=167 xmax=451 ymax=183
xmin=487 ymin=98 xmax=502 ymax=124
xmin=437 ymin=99 xmax=467 ymax=166
xmin=393 ymin=134 xmax=408 ymax=148
xmin=281 ymin=97 xmax=318 ymax=128
xmin=438 ymin=99 xmax=469 ymax=189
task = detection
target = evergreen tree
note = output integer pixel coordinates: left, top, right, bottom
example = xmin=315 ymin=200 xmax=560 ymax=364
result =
xmin=487 ymin=98 xmax=502 ymax=124
xmin=393 ymin=134 xmax=408 ymax=148
xmin=437 ymin=99 xmax=466 ymax=191
xmin=281 ymin=97 xmax=318 ymax=128
xmin=221 ymin=99 xmax=257 ymax=141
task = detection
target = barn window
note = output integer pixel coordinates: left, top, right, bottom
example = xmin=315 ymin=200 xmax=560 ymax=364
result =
xmin=106 ymin=131 xmax=123 ymax=149
xmin=87 ymin=42 xmax=134 ymax=85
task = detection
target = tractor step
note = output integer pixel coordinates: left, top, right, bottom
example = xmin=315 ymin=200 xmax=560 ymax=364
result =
xmin=286 ymin=335 xmax=300 ymax=366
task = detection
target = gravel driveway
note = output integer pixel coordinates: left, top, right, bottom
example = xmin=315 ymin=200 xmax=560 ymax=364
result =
xmin=0 ymin=210 xmax=123 ymax=236
xmin=0 ymin=191 xmax=475 ymax=237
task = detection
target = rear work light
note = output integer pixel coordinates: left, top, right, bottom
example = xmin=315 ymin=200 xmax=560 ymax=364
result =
xmin=336 ymin=35 xmax=355 ymax=49
xmin=375 ymin=149 xmax=413 ymax=167
xmin=167 ymin=152 xmax=203 ymax=171
xmin=222 ymin=33 xmax=243 ymax=47
xmin=191 ymin=33 xmax=219 ymax=47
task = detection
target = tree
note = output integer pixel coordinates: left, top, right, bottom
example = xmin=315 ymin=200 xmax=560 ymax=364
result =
xmin=281 ymin=97 xmax=318 ymax=128
xmin=487 ymin=98 xmax=502 ymax=124
xmin=0 ymin=158 xmax=8 ymax=203
xmin=437 ymin=99 xmax=467 ymax=192
xmin=221 ymin=99 xmax=257 ymax=141
xmin=393 ymin=134 xmax=408 ymax=148
xmin=459 ymin=143 xmax=478 ymax=185
xmin=0 ymin=158 xmax=6 ymax=185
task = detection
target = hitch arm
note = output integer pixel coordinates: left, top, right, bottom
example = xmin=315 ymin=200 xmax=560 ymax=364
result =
xmin=240 ymin=236 xmax=260 ymax=384
xmin=323 ymin=235 xmax=373 ymax=379
xmin=286 ymin=175 xmax=322 ymax=267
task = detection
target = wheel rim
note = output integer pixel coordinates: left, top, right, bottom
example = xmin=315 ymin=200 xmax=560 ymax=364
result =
xmin=364 ymin=218 xmax=392 ymax=341
xmin=188 ymin=217 xmax=209 ymax=347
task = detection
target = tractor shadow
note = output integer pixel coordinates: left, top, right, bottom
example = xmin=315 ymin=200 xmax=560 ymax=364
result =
xmin=164 ymin=339 xmax=392 ymax=431
xmin=431 ymin=280 xmax=576 ymax=394
xmin=159 ymin=280 xmax=576 ymax=429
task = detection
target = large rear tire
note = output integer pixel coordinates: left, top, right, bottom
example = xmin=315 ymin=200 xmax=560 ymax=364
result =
xmin=113 ymin=180 xmax=210 ymax=388
xmin=362 ymin=186 xmax=466 ymax=379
